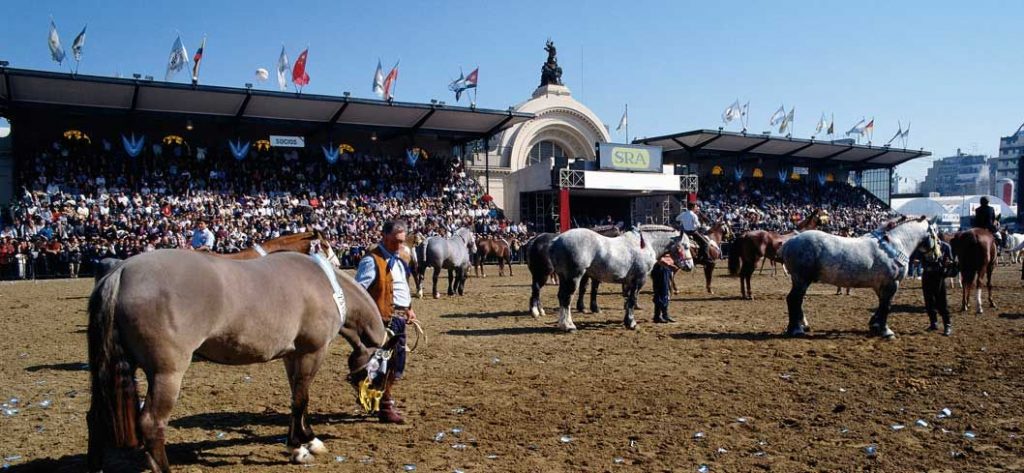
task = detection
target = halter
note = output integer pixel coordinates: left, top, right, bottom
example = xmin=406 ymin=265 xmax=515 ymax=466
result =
xmin=867 ymin=217 xmax=930 ymax=269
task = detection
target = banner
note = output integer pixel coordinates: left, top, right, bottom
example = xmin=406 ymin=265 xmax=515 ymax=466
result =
xmin=269 ymin=135 xmax=305 ymax=148
xmin=597 ymin=143 xmax=663 ymax=173
xmin=121 ymin=133 xmax=145 ymax=158
xmin=792 ymin=166 xmax=809 ymax=175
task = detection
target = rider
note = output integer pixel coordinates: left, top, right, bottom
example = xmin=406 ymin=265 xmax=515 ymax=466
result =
xmin=972 ymin=196 xmax=1002 ymax=245
xmin=676 ymin=201 xmax=709 ymax=261
xmin=354 ymin=219 xmax=417 ymax=424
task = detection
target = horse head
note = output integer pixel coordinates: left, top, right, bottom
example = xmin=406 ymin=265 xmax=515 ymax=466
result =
xmin=879 ymin=215 xmax=940 ymax=262
xmin=671 ymin=233 xmax=696 ymax=272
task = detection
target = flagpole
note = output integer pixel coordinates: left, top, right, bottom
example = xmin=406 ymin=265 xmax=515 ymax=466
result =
xmin=392 ymin=59 xmax=400 ymax=102
xmin=624 ymin=104 xmax=629 ymax=144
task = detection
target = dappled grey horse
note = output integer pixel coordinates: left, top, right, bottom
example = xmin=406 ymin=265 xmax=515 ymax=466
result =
xmin=87 ymin=250 xmax=396 ymax=472
xmin=548 ymin=225 xmax=693 ymax=331
xmin=780 ymin=216 xmax=940 ymax=338
xmin=415 ymin=227 xmax=476 ymax=299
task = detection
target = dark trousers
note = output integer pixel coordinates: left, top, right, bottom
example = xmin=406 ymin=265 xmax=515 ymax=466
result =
xmin=651 ymin=264 xmax=672 ymax=319
xmin=922 ymin=269 xmax=950 ymax=327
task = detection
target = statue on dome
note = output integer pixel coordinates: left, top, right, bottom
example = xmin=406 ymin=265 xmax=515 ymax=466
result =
xmin=540 ymin=39 xmax=563 ymax=87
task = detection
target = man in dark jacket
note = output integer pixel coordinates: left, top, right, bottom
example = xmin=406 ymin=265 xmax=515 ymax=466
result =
xmin=972 ymin=197 xmax=1001 ymax=245
xmin=914 ymin=240 xmax=955 ymax=336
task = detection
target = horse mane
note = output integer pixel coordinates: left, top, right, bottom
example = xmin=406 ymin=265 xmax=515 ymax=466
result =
xmin=878 ymin=215 xmax=927 ymax=233
xmin=637 ymin=224 xmax=677 ymax=233
xmin=590 ymin=224 xmax=618 ymax=233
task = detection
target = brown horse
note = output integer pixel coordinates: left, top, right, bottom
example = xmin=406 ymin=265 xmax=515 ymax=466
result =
xmin=87 ymin=250 xmax=395 ymax=472
xmin=474 ymin=236 xmax=513 ymax=277
xmin=671 ymin=220 xmax=733 ymax=294
xmin=950 ymin=228 xmax=998 ymax=313
xmin=728 ymin=209 xmax=827 ymax=300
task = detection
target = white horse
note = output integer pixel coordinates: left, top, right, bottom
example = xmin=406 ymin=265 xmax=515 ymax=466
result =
xmin=415 ymin=227 xmax=476 ymax=299
xmin=780 ymin=216 xmax=940 ymax=338
xmin=548 ymin=225 xmax=694 ymax=332
xmin=1004 ymin=233 xmax=1024 ymax=263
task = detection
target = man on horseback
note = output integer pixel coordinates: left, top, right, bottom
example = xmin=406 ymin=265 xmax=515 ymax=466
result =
xmin=972 ymin=197 xmax=1002 ymax=245
xmin=355 ymin=219 xmax=417 ymax=424
xmin=676 ymin=201 xmax=710 ymax=262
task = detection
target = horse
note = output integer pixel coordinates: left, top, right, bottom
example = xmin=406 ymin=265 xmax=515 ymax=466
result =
xmin=728 ymin=209 xmax=827 ymax=300
xmin=998 ymin=230 xmax=1024 ymax=264
xmin=548 ymin=225 xmax=694 ymax=332
xmin=473 ymin=236 xmax=513 ymax=277
xmin=950 ymin=228 xmax=998 ymax=314
xmin=93 ymin=231 xmax=340 ymax=282
xmin=87 ymin=250 xmax=396 ymax=472
xmin=672 ymin=220 xmax=733 ymax=294
xmin=525 ymin=232 xmax=559 ymax=317
xmin=415 ymin=227 xmax=476 ymax=299
xmin=779 ymin=216 xmax=940 ymax=338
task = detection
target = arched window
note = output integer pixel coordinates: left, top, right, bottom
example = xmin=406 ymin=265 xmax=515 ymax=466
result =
xmin=528 ymin=140 xmax=567 ymax=166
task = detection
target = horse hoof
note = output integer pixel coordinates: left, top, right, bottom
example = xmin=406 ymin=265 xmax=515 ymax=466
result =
xmin=592 ymin=308 xmax=601 ymax=314
xmin=881 ymin=328 xmax=897 ymax=339
xmin=625 ymin=321 xmax=638 ymax=330
xmin=785 ymin=327 xmax=806 ymax=337
xmin=802 ymin=325 xmax=811 ymax=333
xmin=433 ymin=293 xmax=441 ymax=299
xmin=416 ymin=290 xmax=423 ymax=299
xmin=307 ymin=438 xmax=327 ymax=456
xmin=559 ymin=324 xmax=577 ymax=332
xmin=291 ymin=446 xmax=314 ymax=464
xmin=540 ymin=308 xmax=547 ymax=317
xmin=530 ymin=306 xmax=540 ymax=318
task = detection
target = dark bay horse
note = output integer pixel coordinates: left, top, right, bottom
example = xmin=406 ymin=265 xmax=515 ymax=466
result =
xmin=671 ymin=220 xmax=733 ymax=294
xmin=950 ymin=228 xmax=998 ymax=314
xmin=728 ymin=209 xmax=827 ymax=300
xmin=87 ymin=250 xmax=395 ymax=472
xmin=474 ymin=236 xmax=513 ymax=277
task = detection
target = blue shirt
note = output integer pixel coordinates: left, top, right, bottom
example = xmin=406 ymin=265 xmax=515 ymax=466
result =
xmin=191 ymin=228 xmax=215 ymax=250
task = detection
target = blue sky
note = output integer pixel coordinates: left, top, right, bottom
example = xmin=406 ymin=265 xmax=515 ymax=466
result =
xmin=2 ymin=0 xmax=1021 ymax=182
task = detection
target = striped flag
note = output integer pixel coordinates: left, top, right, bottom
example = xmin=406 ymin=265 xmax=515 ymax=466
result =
xmin=191 ymin=36 xmax=206 ymax=84
xmin=276 ymin=46 xmax=289 ymax=91
xmin=372 ymin=60 xmax=385 ymax=98
xmin=48 ymin=20 xmax=66 ymax=64
xmin=383 ymin=60 xmax=399 ymax=100
xmin=71 ymin=25 xmax=87 ymax=62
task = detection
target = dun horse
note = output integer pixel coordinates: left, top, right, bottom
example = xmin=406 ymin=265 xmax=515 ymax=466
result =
xmin=415 ymin=227 xmax=476 ymax=299
xmin=474 ymin=236 xmax=513 ymax=277
xmin=548 ymin=225 xmax=693 ymax=331
xmin=87 ymin=250 xmax=396 ymax=472
xmin=780 ymin=216 xmax=940 ymax=338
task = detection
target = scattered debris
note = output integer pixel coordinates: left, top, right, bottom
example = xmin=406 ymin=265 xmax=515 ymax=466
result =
xmin=403 ymin=464 xmax=417 ymax=471
xmin=937 ymin=408 xmax=952 ymax=419
xmin=890 ymin=424 xmax=906 ymax=431
xmin=864 ymin=444 xmax=878 ymax=458
xmin=434 ymin=432 xmax=446 ymax=442
xmin=334 ymin=456 xmax=346 ymax=463
xmin=559 ymin=435 xmax=573 ymax=444
xmin=915 ymin=419 xmax=929 ymax=428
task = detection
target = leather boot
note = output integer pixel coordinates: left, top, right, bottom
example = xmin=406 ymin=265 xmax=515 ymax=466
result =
xmin=377 ymin=380 xmax=405 ymax=424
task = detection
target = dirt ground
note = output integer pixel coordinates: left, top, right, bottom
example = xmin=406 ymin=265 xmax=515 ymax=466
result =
xmin=1 ymin=263 xmax=1022 ymax=472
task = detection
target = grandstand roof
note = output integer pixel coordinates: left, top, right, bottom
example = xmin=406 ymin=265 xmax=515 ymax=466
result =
xmin=634 ymin=129 xmax=930 ymax=167
xmin=0 ymin=67 xmax=532 ymax=139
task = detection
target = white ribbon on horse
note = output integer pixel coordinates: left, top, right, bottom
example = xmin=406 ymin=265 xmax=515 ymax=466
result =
xmin=252 ymin=243 xmax=268 ymax=257
xmin=309 ymin=254 xmax=346 ymax=325
xmin=869 ymin=230 xmax=910 ymax=268
xmin=121 ymin=133 xmax=145 ymax=158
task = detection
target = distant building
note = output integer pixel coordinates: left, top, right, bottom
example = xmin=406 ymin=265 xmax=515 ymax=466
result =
xmin=995 ymin=123 xmax=1024 ymax=204
xmin=919 ymin=150 xmax=992 ymax=196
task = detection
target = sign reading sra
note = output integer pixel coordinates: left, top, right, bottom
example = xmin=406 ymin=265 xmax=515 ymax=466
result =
xmin=598 ymin=143 xmax=662 ymax=173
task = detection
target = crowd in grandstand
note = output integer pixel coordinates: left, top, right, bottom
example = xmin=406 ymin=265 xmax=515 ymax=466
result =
xmin=0 ymin=139 xmax=901 ymax=280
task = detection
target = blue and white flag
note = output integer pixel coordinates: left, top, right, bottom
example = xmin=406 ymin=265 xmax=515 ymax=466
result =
xmin=71 ymin=25 xmax=87 ymax=62
xmin=733 ymin=167 xmax=744 ymax=182
xmin=778 ymin=169 xmax=788 ymax=183
xmin=48 ymin=20 xmax=66 ymax=64
xmin=122 ymin=133 xmax=145 ymax=158
xmin=406 ymin=148 xmax=420 ymax=167
xmin=165 ymin=35 xmax=189 ymax=81
xmin=323 ymin=144 xmax=340 ymax=164
xmin=228 ymin=139 xmax=250 ymax=160
xmin=817 ymin=173 xmax=827 ymax=186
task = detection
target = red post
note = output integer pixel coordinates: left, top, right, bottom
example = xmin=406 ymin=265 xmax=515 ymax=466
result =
xmin=687 ymin=192 xmax=697 ymax=203
xmin=559 ymin=188 xmax=571 ymax=232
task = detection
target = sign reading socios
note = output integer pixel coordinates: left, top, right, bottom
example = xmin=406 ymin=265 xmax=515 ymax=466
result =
xmin=269 ymin=135 xmax=306 ymax=148
xmin=598 ymin=143 xmax=663 ymax=173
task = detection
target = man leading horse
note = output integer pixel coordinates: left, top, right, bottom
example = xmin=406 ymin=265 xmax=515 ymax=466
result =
xmin=354 ymin=219 xmax=417 ymax=424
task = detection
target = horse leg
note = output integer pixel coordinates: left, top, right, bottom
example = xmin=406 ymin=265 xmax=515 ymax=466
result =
xmin=590 ymin=280 xmax=601 ymax=313
xmin=670 ymin=267 xmax=679 ymax=295
xmin=986 ymin=262 xmax=996 ymax=309
xmin=557 ymin=275 xmax=582 ymax=332
xmin=284 ymin=349 xmax=329 ymax=463
xmin=447 ymin=268 xmax=455 ymax=296
xmin=529 ymin=270 xmax=546 ymax=318
xmin=457 ymin=267 xmax=467 ymax=296
xmin=139 ymin=370 xmax=186 ymax=473
xmin=960 ymin=269 xmax=974 ymax=313
xmin=785 ymin=280 xmax=809 ymax=336
xmin=507 ymin=256 xmax=513 ymax=277
xmin=704 ymin=262 xmax=714 ymax=294
xmin=870 ymin=282 xmax=898 ymax=338
xmin=576 ymin=275 xmax=589 ymax=313
xmin=623 ymin=283 xmax=640 ymax=330
xmin=758 ymin=256 xmax=767 ymax=276
xmin=432 ymin=266 xmax=441 ymax=299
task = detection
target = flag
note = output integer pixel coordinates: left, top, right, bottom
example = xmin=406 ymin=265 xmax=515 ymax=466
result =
xmin=373 ymin=60 xmax=385 ymax=98
xmin=48 ymin=20 xmax=66 ymax=64
xmin=276 ymin=46 xmax=289 ymax=91
xmin=863 ymin=118 xmax=874 ymax=137
xmin=616 ymin=105 xmax=628 ymax=131
xmin=845 ymin=118 xmax=866 ymax=136
xmin=165 ymin=35 xmax=189 ymax=81
xmin=901 ymin=122 xmax=910 ymax=139
xmin=740 ymin=101 xmax=750 ymax=126
xmin=779 ymin=107 xmax=795 ymax=134
xmin=887 ymin=121 xmax=903 ymax=145
xmin=815 ymin=113 xmax=828 ymax=134
xmin=448 ymin=67 xmax=479 ymax=101
xmin=255 ymin=68 xmax=269 ymax=83
xmin=191 ymin=36 xmax=206 ymax=83
xmin=722 ymin=99 xmax=741 ymax=124
xmin=827 ymin=113 xmax=834 ymax=135
xmin=383 ymin=61 xmax=399 ymax=100
xmin=292 ymin=48 xmax=310 ymax=87
xmin=71 ymin=25 xmax=86 ymax=62
xmin=769 ymin=105 xmax=786 ymax=127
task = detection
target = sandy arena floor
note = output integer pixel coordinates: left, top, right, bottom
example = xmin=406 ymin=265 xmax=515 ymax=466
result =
xmin=1 ymin=263 xmax=1022 ymax=472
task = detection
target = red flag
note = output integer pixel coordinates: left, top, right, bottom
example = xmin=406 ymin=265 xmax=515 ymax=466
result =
xmin=383 ymin=62 xmax=399 ymax=100
xmin=292 ymin=48 xmax=310 ymax=87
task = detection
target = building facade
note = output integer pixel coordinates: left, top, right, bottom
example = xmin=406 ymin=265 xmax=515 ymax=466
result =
xmin=995 ymin=123 xmax=1024 ymax=204
xmin=919 ymin=150 xmax=992 ymax=197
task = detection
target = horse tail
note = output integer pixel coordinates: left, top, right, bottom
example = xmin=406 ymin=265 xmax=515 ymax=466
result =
xmin=87 ymin=265 xmax=140 ymax=449
xmin=727 ymin=242 xmax=740 ymax=275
